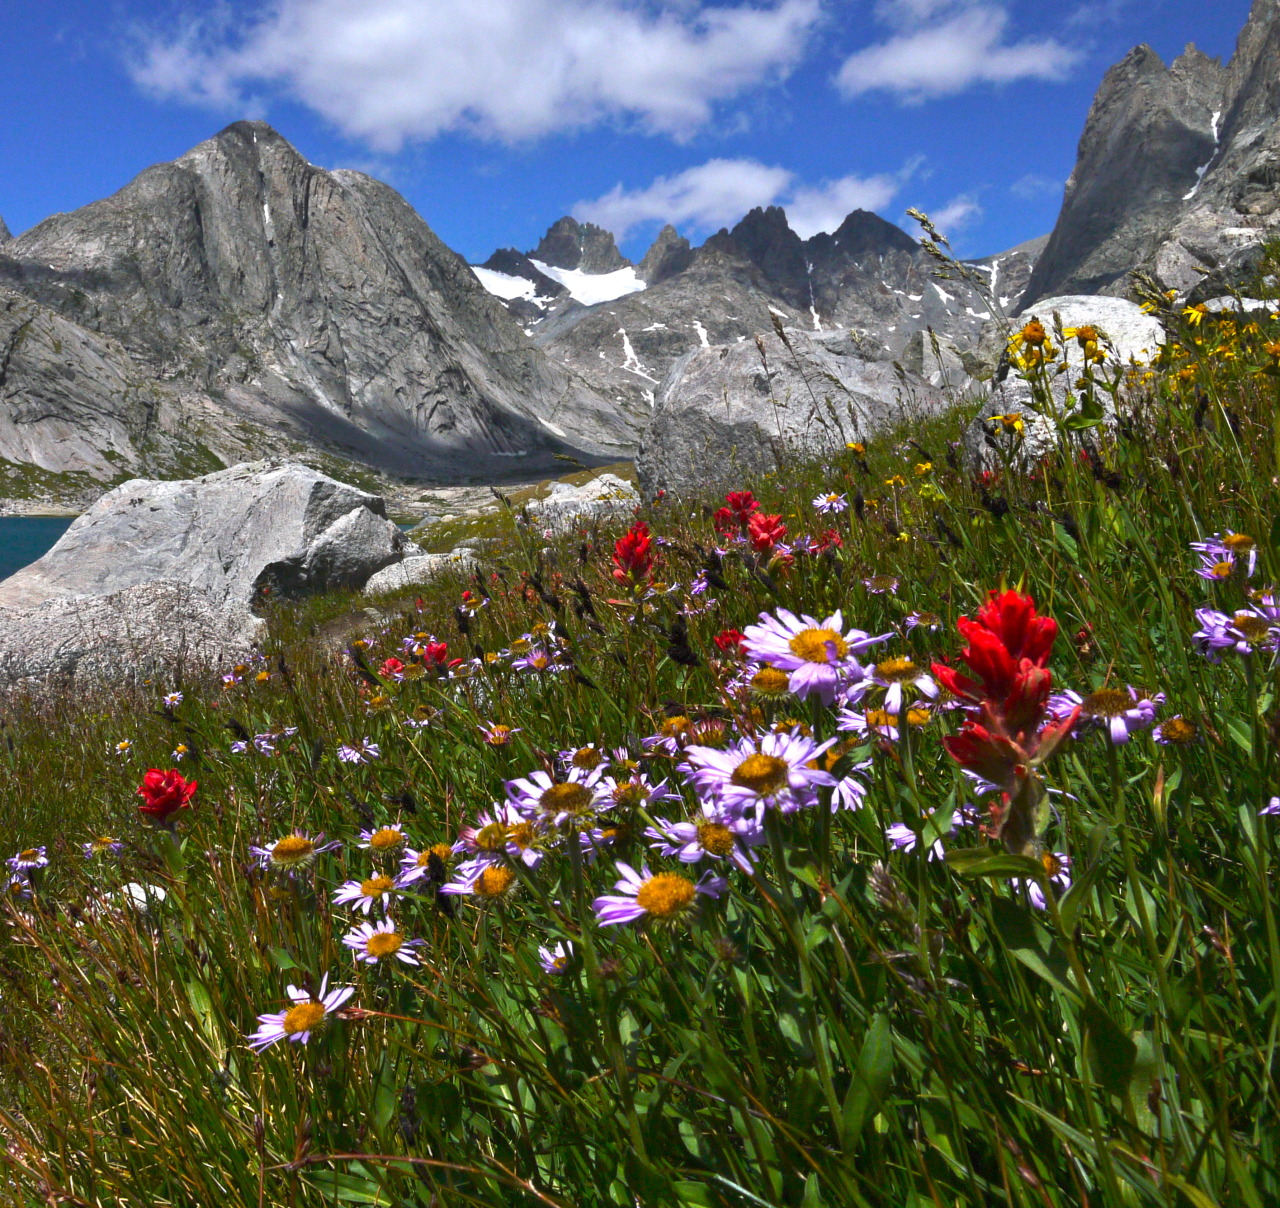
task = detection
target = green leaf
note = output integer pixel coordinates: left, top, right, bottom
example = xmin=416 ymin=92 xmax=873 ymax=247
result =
xmin=841 ymin=1013 xmax=894 ymax=1147
xmin=1057 ymin=827 xmax=1111 ymax=934
xmin=268 ymin=946 xmax=299 ymax=971
xmin=1082 ymin=999 xmax=1136 ymax=1097
xmin=989 ymin=897 xmax=1079 ymax=1000
xmin=947 ymin=848 xmax=1044 ymax=879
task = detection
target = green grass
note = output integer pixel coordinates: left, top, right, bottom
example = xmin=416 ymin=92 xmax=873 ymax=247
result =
xmin=0 ymin=287 xmax=1279 ymax=1207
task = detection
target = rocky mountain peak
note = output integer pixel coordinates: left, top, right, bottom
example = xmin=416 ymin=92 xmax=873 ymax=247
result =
xmin=1021 ymin=40 xmax=1223 ymax=302
xmin=0 ymin=215 xmax=10 ymax=243
xmin=814 ymin=208 xmax=919 ymax=263
xmin=637 ymin=224 xmax=693 ymax=285
xmin=530 ymin=216 xmax=630 ymax=273
xmin=703 ymin=205 xmax=810 ymax=301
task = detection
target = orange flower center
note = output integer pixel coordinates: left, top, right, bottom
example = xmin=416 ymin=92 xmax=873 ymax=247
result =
xmin=1081 ymin=689 xmax=1131 ymax=717
xmin=697 ymin=823 xmax=735 ymax=857
xmin=571 ymin=747 xmax=603 ymax=770
xmin=271 ymin=835 xmax=316 ymax=865
xmin=751 ymin=666 xmax=791 ymax=696
xmin=474 ymin=866 xmax=516 ymax=898
xmin=875 ymin=656 xmax=920 ymax=683
xmin=359 ymin=875 xmax=395 ymax=898
xmin=475 ymin=823 xmax=508 ymax=851
xmin=635 ymin=873 xmax=697 ymax=918
xmin=539 ymin=783 xmax=594 ymax=816
xmin=282 ymin=1002 xmax=326 ymax=1035
xmin=1232 ymin=614 xmax=1273 ymax=643
xmin=368 ymin=827 xmax=404 ymax=851
xmin=731 ymin=753 xmax=789 ymax=796
xmin=788 ymin=627 xmax=848 ymax=664
xmin=365 ymin=931 xmax=403 ymax=959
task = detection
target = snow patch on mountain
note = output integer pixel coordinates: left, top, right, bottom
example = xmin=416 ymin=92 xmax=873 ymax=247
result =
xmin=471 ymin=266 xmax=538 ymax=301
xmin=529 ymin=260 xmax=646 ymax=306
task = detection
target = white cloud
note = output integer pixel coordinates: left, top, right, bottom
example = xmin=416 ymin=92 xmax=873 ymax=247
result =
xmin=1010 ymin=173 xmax=1061 ymax=199
xmin=130 ymin=0 xmax=822 ymax=149
xmin=927 ymin=192 xmax=982 ymax=236
xmin=837 ymin=3 xmax=1079 ymax=102
xmin=575 ymin=159 xmax=795 ymax=241
xmin=574 ymin=157 xmax=921 ymax=241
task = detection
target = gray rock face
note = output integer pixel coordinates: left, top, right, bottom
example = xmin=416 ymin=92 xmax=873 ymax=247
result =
xmin=363 ymin=548 xmax=478 ymax=596
xmin=0 ymin=122 xmax=639 ymax=492
xmin=638 ymin=225 xmax=694 ymax=285
xmin=0 ymin=580 xmax=261 ymax=696
xmin=965 ymin=296 xmax=1166 ymax=471
xmin=0 ymin=580 xmax=262 ymax=692
xmin=531 ymin=217 xmax=630 ymax=273
xmin=0 ymin=215 xmax=10 ymax=243
xmin=527 ymin=472 xmax=639 ymax=532
xmin=0 ymin=460 xmax=407 ymax=612
xmin=636 ymin=327 xmax=944 ymax=498
xmin=1027 ymin=3 xmax=1280 ymax=304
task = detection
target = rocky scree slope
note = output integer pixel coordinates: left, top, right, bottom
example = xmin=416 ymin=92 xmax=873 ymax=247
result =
xmin=0 ymin=122 xmax=638 ymax=500
xmin=1024 ymin=0 xmax=1280 ymax=304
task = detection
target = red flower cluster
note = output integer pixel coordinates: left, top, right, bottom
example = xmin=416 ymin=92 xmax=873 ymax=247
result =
xmin=137 ymin=769 xmax=197 ymax=824
xmin=713 ymin=489 xmax=760 ymax=537
xmin=713 ymin=628 xmax=746 ymax=655
xmin=747 ymin=512 xmax=787 ymax=552
xmin=612 ymin=520 xmax=655 ymax=586
xmin=379 ymin=656 xmax=405 ymax=679
xmin=932 ymin=589 xmax=1078 ymax=855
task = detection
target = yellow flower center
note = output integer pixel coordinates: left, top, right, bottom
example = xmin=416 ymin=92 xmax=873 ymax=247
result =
xmin=865 ymin=709 xmax=898 ymax=729
xmin=474 ymin=866 xmax=516 ymax=898
xmin=905 ymin=707 xmax=932 ymax=727
xmin=875 ymin=656 xmax=919 ymax=683
xmin=475 ymin=823 xmax=508 ymax=851
xmin=18 ymin=849 xmax=39 ymax=862
xmin=540 ymin=782 xmax=594 ymax=817
xmin=506 ymin=822 xmax=535 ymax=850
xmin=91 ymin=836 xmax=118 ymax=853
xmin=1223 ymin=533 xmax=1255 ymax=552
xmin=1081 ymin=689 xmax=1132 ymax=717
xmin=1161 ymin=716 xmax=1198 ymax=744
xmin=612 ymin=781 xmax=647 ymax=808
xmin=1041 ymin=852 xmax=1064 ymax=878
xmin=368 ymin=827 xmax=404 ymax=851
xmin=1232 ymin=614 xmax=1273 ymax=643
xmin=509 ymin=639 xmax=532 ymax=654
xmin=401 ymin=663 xmax=425 ymax=679
xmin=282 ymin=1001 xmax=327 ymax=1035
xmin=731 ymin=753 xmax=790 ymax=796
xmin=751 ymin=666 xmax=792 ymax=696
xmin=271 ymin=835 xmax=316 ymax=865
xmin=693 ymin=722 xmax=729 ymax=748
xmin=788 ymin=627 xmax=848 ymax=664
xmin=486 ymin=725 xmax=511 ymax=743
xmin=1209 ymin=560 xmax=1233 ymax=578
xmin=660 ymin=716 xmax=693 ymax=739
xmin=1020 ymin=319 xmax=1046 ymax=346
xmin=529 ymin=655 xmax=550 ymax=670
xmin=571 ymin=747 xmax=604 ymax=770
xmin=431 ymin=842 xmax=454 ymax=862
xmin=635 ymin=873 xmax=697 ymax=918
xmin=359 ymin=875 xmax=395 ymax=899
xmin=865 ymin=575 xmax=898 ymax=592
xmin=365 ymin=931 xmax=403 ymax=959
xmin=697 ymin=823 xmax=735 ymax=857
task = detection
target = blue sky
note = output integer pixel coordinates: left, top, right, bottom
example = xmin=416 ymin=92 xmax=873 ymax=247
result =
xmin=0 ymin=0 xmax=1256 ymax=263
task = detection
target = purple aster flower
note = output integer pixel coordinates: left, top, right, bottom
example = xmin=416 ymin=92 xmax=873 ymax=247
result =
xmin=812 ymin=491 xmax=849 ymax=515
xmin=863 ymin=575 xmax=900 ymax=595
xmin=337 ymin=738 xmax=380 ymax=763
xmin=397 ymin=843 xmax=453 ymax=886
xmin=885 ymin=806 xmax=974 ymax=861
xmin=1260 ymin=797 xmax=1280 ymax=817
xmin=863 ymin=655 xmax=938 ymax=715
xmin=83 ymin=836 xmax=124 ymax=860
xmin=453 ymin=804 xmax=543 ymax=869
xmin=343 ymin=919 xmax=425 ymax=966
xmin=1047 ymin=686 xmax=1163 ymax=744
xmin=1193 ymin=607 xmax=1280 ymax=661
xmin=592 ymin=862 xmax=725 ymax=926
xmin=1010 ymin=852 xmax=1072 ymax=911
xmin=682 ymin=729 xmax=837 ymax=820
xmin=510 ymin=646 xmax=562 ymax=673
xmin=506 ymin=765 xmax=608 ymax=829
xmin=539 ymin=941 xmax=574 ymax=975
xmin=1191 ymin=532 xmax=1257 ymax=580
xmin=230 ymin=740 xmax=249 ymax=755
xmin=332 ymin=872 xmax=401 ymax=914
xmin=7 ymin=847 xmax=48 ymax=874
xmin=250 ymin=832 xmax=341 ymax=874
xmin=246 ymin=975 xmax=355 ymax=1051
xmin=644 ymin=810 xmax=763 ymax=871
xmin=904 ymin=610 xmax=942 ymax=632
xmin=1154 ymin=716 xmax=1199 ymax=745
xmin=741 ymin=608 xmax=889 ymax=705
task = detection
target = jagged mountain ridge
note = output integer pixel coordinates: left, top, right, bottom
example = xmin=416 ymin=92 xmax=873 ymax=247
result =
xmin=1025 ymin=0 xmax=1280 ymax=304
xmin=0 ymin=122 xmax=638 ymax=497
xmin=475 ymin=205 xmax=1043 ymax=415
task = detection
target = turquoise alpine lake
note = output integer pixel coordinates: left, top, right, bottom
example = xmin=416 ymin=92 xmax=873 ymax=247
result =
xmin=0 ymin=516 xmax=75 ymax=582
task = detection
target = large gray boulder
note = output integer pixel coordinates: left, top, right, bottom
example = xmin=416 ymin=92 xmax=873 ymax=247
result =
xmin=527 ymin=472 xmax=639 ymax=533
xmin=0 ymin=580 xmax=262 ymax=692
xmin=364 ymin=548 xmax=479 ymax=596
xmin=965 ymin=296 xmax=1166 ymax=471
xmin=636 ymin=327 xmax=944 ymax=498
xmin=0 ymin=461 xmax=409 ymax=613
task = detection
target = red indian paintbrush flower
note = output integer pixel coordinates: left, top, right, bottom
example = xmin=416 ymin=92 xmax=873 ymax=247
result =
xmin=747 ymin=512 xmax=786 ymax=552
xmin=137 ymin=769 xmax=197 ymax=823
xmin=934 ymin=588 xmax=1078 ymax=856
xmin=612 ymin=520 xmax=655 ymax=586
